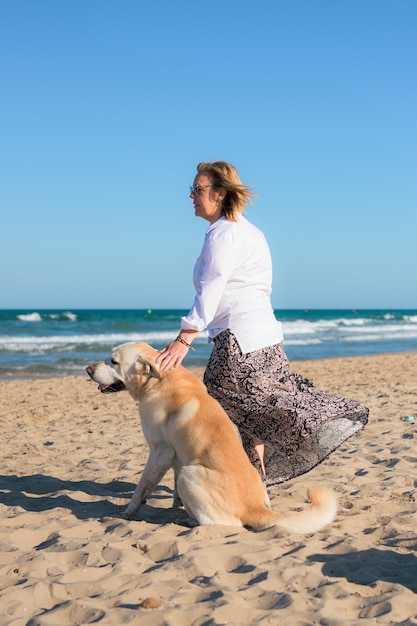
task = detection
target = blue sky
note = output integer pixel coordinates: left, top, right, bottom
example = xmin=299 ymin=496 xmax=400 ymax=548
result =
xmin=1 ymin=0 xmax=416 ymax=310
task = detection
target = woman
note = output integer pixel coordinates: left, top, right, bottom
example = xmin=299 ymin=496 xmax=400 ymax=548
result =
xmin=157 ymin=161 xmax=368 ymax=485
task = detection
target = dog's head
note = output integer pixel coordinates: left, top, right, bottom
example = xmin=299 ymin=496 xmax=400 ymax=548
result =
xmin=86 ymin=342 xmax=161 ymax=397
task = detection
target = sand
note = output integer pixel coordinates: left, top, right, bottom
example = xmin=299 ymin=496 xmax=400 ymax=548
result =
xmin=1 ymin=351 xmax=416 ymax=625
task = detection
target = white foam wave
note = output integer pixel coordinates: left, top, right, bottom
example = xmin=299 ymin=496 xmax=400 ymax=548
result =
xmin=342 ymin=329 xmax=417 ymax=342
xmin=63 ymin=312 xmax=77 ymax=321
xmin=0 ymin=331 xmax=181 ymax=352
xmin=283 ymin=317 xmax=417 ymax=339
xmin=338 ymin=323 xmax=417 ymax=335
xmin=335 ymin=318 xmax=368 ymax=326
xmin=16 ymin=311 xmax=78 ymax=322
xmin=282 ymin=317 xmax=368 ymax=335
xmin=284 ymin=338 xmax=322 ymax=346
xmin=17 ymin=312 xmax=42 ymax=322
xmin=282 ymin=320 xmax=335 ymax=335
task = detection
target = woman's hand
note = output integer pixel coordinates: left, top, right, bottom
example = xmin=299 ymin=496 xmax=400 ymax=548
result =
xmin=156 ymin=340 xmax=189 ymax=370
xmin=156 ymin=332 xmax=198 ymax=370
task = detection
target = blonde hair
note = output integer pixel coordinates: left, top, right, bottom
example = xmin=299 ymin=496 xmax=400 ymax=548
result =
xmin=197 ymin=161 xmax=255 ymax=222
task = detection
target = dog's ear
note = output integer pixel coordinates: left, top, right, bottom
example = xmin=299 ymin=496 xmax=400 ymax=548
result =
xmin=135 ymin=355 xmax=162 ymax=380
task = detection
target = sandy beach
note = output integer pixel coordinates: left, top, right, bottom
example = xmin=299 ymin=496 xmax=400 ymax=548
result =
xmin=1 ymin=351 xmax=416 ymax=625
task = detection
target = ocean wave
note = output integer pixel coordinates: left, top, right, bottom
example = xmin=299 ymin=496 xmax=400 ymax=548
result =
xmin=282 ymin=318 xmax=369 ymax=335
xmin=0 ymin=331 xmax=189 ymax=353
xmin=284 ymin=338 xmax=322 ymax=346
xmin=342 ymin=329 xmax=417 ymax=342
xmin=4 ymin=320 xmax=417 ymax=354
xmin=336 ymin=318 xmax=368 ymax=326
xmin=50 ymin=312 xmax=78 ymax=321
xmin=17 ymin=312 xmax=42 ymax=322
xmin=2 ymin=309 xmax=417 ymax=380
xmin=283 ymin=317 xmax=417 ymax=336
xmin=16 ymin=311 xmax=78 ymax=322
xmin=282 ymin=320 xmax=336 ymax=335
xmin=337 ymin=323 xmax=417 ymax=335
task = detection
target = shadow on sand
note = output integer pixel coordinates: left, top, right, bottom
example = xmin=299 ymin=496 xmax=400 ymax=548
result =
xmin=0 ymin=473 xmax=183 ymax=522
xmin=308 ymin=548 xmax=417 ymax=594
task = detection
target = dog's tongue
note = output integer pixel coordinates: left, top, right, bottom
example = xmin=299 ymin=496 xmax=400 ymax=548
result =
xmin=97 ymin=381 xmax=125 ymax=394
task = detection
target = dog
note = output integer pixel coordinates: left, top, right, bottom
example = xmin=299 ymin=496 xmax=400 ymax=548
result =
xmin=86 ymin=342 xmax=337 ymax=532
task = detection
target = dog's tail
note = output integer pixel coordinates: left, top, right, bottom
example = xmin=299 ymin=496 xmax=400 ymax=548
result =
xmin=246 ymin=485 xmax=337 ymax=534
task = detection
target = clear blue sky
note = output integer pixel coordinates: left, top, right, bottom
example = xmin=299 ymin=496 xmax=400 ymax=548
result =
xmin=1 ymin=0 xmax=416 ymax=310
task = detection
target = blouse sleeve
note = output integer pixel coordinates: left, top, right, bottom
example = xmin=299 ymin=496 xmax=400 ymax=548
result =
xmin=181 ymin=227 xmax=236 ymax=331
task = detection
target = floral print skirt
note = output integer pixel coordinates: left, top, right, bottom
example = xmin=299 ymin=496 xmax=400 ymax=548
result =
xmin=203 ymin=330 xmax=369 ymax=486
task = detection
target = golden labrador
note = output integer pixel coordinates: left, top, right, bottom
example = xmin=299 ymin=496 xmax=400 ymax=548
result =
xmin=86 ymin=342 xmax=337 ymax=532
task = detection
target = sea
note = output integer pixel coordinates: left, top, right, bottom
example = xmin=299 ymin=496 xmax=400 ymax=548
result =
xmin=1 ymin=309 xmax=417 ymax=379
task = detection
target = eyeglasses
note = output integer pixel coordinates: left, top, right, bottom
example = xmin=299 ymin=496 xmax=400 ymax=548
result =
xmin=189 ymin=184 xmax=212 ymax=195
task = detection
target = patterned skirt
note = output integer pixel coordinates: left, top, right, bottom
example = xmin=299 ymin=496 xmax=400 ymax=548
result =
xmin=203 ymin=330 xmax=369 ymax=486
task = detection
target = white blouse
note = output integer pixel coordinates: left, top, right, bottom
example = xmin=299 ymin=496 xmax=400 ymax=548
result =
xmin=181 ymin=215 xmax=283 ymax=353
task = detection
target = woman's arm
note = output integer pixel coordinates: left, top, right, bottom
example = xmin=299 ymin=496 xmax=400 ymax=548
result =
xmin=158 ymin=227 xmax=236 ymax=370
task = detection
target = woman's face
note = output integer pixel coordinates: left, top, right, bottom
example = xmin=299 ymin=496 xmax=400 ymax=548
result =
xmin=190 ymin=173 xmax=225 ymax=224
